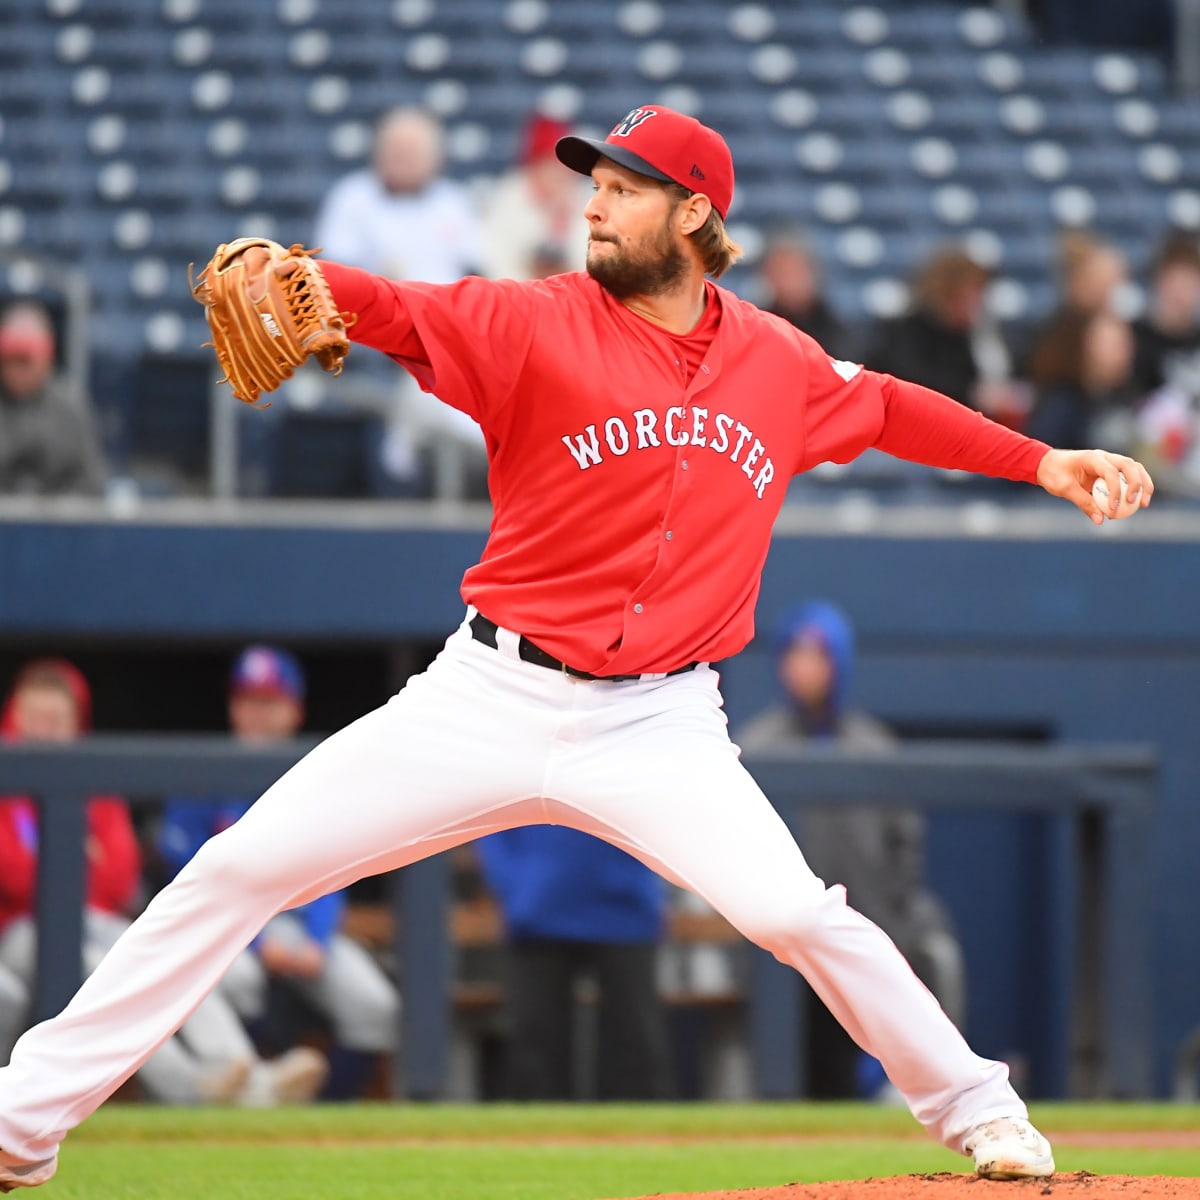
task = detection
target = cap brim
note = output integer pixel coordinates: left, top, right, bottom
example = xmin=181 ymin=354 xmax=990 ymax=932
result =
xmin=0 ymin=333 xmax=54 ymax=358
xmin=231 ymin=684 xmax=300 ymax=701
xmin=555 ymin=135 xmax=674 ymax=184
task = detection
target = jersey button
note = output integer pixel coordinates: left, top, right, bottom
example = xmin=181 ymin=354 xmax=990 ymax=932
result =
xmin=633 ymin=603 xmax=644 ymax=614
xmin=665 ymin=530 xmax=673 ymax=540
xmin=681 ymin=459 xmax=689 ymax=470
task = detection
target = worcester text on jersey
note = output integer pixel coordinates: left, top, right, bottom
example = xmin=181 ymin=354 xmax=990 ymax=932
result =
xmin=560 ymin=405 xmax=775 ymax=498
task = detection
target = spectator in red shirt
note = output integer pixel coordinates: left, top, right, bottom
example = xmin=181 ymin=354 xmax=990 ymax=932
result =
xmin=0 ymin=659 xmax=141 ymax=937
xmin=0 ymin=660 xmax=324 ymax=1106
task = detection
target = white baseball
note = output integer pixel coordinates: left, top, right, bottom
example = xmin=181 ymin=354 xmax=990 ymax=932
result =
xmin=1091 ymin=472 xmax=1139 ymax=520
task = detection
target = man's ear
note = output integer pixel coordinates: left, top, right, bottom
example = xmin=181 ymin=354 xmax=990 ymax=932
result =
xmin=678 ymin=193 xmax=712 ymax=235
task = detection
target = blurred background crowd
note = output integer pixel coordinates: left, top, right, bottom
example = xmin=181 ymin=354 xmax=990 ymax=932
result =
xmin=4 ymin=0 xmax=1200 ymax=506
xmin=1 ymin=0 xmax=1197 ymax=1109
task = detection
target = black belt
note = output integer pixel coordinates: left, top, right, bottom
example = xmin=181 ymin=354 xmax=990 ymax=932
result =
xmin=469 ymin=613 xmax=699 ymax=683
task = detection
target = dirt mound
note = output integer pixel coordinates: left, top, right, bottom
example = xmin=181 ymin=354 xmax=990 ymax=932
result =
xmin=632 ymin=1172 xmax=1199 ymax=1200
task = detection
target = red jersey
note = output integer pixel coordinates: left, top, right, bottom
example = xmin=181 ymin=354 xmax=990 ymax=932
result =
xmin=0 ymin=662 xmax=142 ymax=930
xmin=323 ymin=265 xmax=1048 ymax=675
xmin=0 ymin=797 xmax=142 ymax=932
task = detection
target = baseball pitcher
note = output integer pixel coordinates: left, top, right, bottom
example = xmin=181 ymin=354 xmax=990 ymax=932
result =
xmin=0 ymin=105 xmax=1154 ymax=1190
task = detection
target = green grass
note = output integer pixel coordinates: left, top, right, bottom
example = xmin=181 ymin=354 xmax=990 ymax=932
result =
xmin=40 ymin=1101 xmax=1200 ymax=1200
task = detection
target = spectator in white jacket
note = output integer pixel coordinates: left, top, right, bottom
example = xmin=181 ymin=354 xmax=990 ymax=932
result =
xmin=313 ymin=107 xmax=485 ymax=497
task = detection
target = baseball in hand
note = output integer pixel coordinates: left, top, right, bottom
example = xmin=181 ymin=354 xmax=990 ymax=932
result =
xmin=1092 ymin=472 xmax=1139 ymax=520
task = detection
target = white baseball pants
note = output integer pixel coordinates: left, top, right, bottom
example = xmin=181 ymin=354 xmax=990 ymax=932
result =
xmin=0 ymin=610 xmax=1026 ymax=1165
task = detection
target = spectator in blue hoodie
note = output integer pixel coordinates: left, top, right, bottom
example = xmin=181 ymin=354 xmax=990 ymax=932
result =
xmin=737 ymin=600 xmax=965 ymax=1100
xmin=474 ymin=825 xmax=670 ymax=1100
xmin=157 ymin=645 xmax=400 ymax=1101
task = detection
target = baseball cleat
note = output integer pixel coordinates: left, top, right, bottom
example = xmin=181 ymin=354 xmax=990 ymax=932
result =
xmin=965 ymin=1116 xmax=1055 ymax=1179
xmin=0 ymin=1153 xmax=58 ymax=1191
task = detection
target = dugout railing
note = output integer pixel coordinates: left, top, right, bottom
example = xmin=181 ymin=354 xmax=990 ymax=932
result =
xmin=0 ymin=737 xmax=1156 ymax=1101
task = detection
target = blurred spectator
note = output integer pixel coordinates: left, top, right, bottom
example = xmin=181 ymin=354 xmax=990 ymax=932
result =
xmin=313 ymin=107 xmax=481 ymax=281
xmin=1126 ymin=235 xmax=1200 ymax=483
xmin=1027 ymin=309 xmax=1140 ymax=451
xmin=757 ymin=233 xmax=856 ymax=360
xmin=736 ymin=602 xmax=965 ymax=1100
xmin=313 ymin=106 xmax=486 ymax=499
xmin=480 ymin=112 xmax=590 ymax=281
xmin=475 ymin=826 xmax=671 ymax=1100
xmin=1024 ymin=231 xmax=1128 ymax=379
xmin=157 ymin=645 xmax=399 ymax=1102
xmin=0 ymin=659 xmax=322 ymax=1106
xmin=864 ymin=247 xmax=1023 ymax=423
xmin=1056 ymin=231 xmax=1129 ymax=318
xmin=1132 ymin=230 xmax=1200 ymax=397
xmin=0 ymin=302 xmax=107 ymax=497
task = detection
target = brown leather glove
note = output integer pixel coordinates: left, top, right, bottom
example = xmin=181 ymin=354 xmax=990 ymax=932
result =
xmin=190 ymin=237 xmax=353 ymax=405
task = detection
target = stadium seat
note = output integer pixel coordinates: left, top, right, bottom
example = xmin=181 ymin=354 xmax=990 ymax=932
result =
xmin=125 ymin=351 xmax=215 ymax=487
xmin=270 ymin=409 xmax=383 ymax=499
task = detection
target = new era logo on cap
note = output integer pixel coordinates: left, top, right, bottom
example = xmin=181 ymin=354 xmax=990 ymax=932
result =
xmin=555 ymin=105 xmax=735 ymax=220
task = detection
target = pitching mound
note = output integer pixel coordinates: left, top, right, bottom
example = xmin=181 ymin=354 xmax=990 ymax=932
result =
xmin=632 ymin=1172 xmax=1197 ymax=1199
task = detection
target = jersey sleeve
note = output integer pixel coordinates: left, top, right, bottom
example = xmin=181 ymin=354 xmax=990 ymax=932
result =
xmin=798 ymin=339 xmax=1048 ymax=484
xmin=321 ymin=261 xmax=535 ymax=427
xmin=874 ymin=374 xmax=1049 ymax=482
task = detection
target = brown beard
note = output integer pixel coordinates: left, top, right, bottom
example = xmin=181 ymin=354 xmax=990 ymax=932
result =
xmin=586 ymin=216 xmax=688 ymax=299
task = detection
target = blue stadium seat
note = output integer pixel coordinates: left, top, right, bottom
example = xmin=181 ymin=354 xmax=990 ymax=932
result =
xmin=539 ymin=5 xmax=630 ymax=40
xmin=270 ymin=409 xmax=383 ymax=499
xmin=1155 ymin=101 xmax=1200 ymax=143
xmin=810 ymin=92 xmax=891 ymax=134
xmin=773 ymin=6 xmax=857 ymax=47
xmin=89 ymin=0 xmax=164 ymax=23
xmin=175 ymin=0 xmax=261 ymax=33
xmin=125 ymin=351 xmax=214 ymax=485
xmin=903 ymin=49 xmax=1007 ymax=94
xmin=0 ymin=23 xmax=58 ymax=69
xmin=790 ymin=49 xmax=868 ymax=95
xmin=698 ymin=91 xmax=775 ymax=133
xmin=885 ymin=6 xmax=966 ymax=50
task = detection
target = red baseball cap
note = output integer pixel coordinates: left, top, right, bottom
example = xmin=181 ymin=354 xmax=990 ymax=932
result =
xmin=556 ymin=105 xmax=735 ymax=220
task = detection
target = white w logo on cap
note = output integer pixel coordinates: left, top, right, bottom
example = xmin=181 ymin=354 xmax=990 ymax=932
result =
xmin=611 ymin=108 xmax=657 ymax=137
